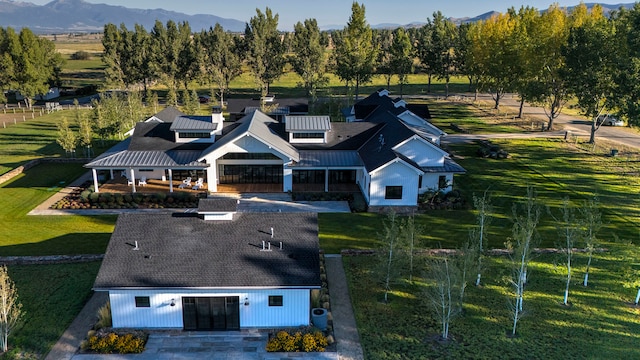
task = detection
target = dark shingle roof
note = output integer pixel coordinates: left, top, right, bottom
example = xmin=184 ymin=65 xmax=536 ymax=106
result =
xmin=94 ymin=212 xmax=321 ymax=289
xmin=151 ymin=107 xmax=185 ymax=123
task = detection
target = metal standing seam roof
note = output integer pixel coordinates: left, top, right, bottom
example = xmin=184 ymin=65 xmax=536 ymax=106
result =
xmin=170 ymin=116 xmax=217 ymax=131
xmin=291 ymin=150 xmax=364 ymax=168
xmin=151 ymin=107 xmax=185 ymax=123
xmin=86 ymin=150 xmax=208 ymax=168
xmin=421 ymin=158 xmax=466 ymax=173
xmin=285 ymin=116 xmax=332 ymax=132
xmin=93 ymin=212 xmax=321 ymax=289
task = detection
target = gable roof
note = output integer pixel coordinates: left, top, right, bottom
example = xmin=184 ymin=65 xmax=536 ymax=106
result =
xmin=150 ymin=106 xmax=184 ymax=123
xmin=200 ymin=110 xmax=299 ymax=162
xmin=93 ymin=212 xmax=321 ymax=289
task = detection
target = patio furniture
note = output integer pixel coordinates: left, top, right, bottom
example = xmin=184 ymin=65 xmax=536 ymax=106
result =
xmin=127 ymin=178 xmax=134 ymax=186
xmin=138 ymin=177 xmax=147 ymax=186
xmin=192 ymin=178 xmax=204 ymax=190
xmin=178 ymin=177 xmax=192 ymax=189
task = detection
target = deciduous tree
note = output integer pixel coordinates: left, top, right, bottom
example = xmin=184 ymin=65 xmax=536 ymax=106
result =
xmin=333 ymin=2 xmax=377 ymax=100
xmin=291 ymin=19 xmax=328 ymax=100
xmin=0 ymin=266 xmax=22 ymax=353
xmin=245 ymin=7 xmax=286 ymax=96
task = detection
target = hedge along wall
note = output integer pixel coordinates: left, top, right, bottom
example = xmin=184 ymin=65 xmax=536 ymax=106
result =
xmin=0 ymin=158 xmax=90 ymax=186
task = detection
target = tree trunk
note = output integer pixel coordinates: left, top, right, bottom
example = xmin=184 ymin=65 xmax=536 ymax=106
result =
xmin=475 ymin=273 xmax=481 ymax=286
xmin=355 ymin=78 xmax=360 ymax=101
xmin=547 ymin=117 xmax=555 ymax=132
xmin=635 ymin=288 xmax=640 ymax=305
xmin=445 ymin=80 xmax=449 ymax=99
xmin=493 ymin=91 xmax=500 ymax=109
xmin=427 ymin=74 xmax=432 ymax=93
xmin=588 ymin=122 xmax=597 ymax=144
xmin=474 ymin=88 xmax=478 ymax=102
xmin=518 ymin=100 xmax=524 ymax=119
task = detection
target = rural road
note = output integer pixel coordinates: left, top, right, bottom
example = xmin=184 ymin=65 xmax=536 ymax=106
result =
xmin=410 ymin=93 xmax=640 ymax=150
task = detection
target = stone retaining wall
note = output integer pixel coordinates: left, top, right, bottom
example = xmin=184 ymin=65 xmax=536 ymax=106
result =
xmin=0 ymin=157 xmax=90 ymax=186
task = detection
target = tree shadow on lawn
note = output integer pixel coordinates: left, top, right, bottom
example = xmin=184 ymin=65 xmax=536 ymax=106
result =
xmin=0 ymin=232 xmax=110 ymax=256
xmin=2 ymin=163 xmax=85 ymax=189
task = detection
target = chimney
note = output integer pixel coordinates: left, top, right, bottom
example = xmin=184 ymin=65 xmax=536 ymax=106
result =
xmin=212 ymin=106 xmax=224 ymax=135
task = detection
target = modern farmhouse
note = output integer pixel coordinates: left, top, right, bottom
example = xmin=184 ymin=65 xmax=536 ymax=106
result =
xmin=85 ymin=89 xmax=465 ymax=207
xmin=93 ymin=199 xmax=321 ymax=330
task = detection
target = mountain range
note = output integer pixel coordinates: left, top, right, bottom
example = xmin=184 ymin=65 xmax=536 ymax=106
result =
xmin=0 ymin=0 xmax=635 ymax=34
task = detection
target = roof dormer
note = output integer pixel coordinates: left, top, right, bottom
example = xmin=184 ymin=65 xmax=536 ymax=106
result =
xmin=170 ymin=115 xmax=217 ymax=143
xmin=285 ymin=115 xmax=331 ymax=144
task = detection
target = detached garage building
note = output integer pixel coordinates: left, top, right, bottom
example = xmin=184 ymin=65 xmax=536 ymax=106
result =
xmin=93 ymin=199 xmax=321 ymax=330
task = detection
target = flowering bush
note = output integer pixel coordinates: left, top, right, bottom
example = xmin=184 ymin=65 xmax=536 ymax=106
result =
xmin=266 ymin=329 xmax=327 ymax=352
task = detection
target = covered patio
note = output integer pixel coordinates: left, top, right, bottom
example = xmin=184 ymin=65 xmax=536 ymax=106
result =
xmin=98 ymin=176 xmax=208 ymax=194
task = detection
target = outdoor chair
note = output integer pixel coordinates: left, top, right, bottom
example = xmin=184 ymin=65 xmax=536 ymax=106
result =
xmin=127 ymin=178 xmax=134 ymax=186
xmin=192 ymin=178 xmax=204 ymax=190
xmin=179 ymin=177 xmax=192 ymax=189
xmin=138 ymin=177 xmax=147 ymax=186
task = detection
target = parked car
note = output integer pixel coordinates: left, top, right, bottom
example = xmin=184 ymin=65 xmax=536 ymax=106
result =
xmin=596 ymin=114 xmax=624 ymax=126
xmin=198 ymin=95 xmax=211 ymax=104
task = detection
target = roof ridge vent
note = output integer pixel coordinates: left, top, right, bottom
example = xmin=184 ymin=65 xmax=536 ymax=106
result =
xmin=133 ymin=241 xmax=139 ymax=251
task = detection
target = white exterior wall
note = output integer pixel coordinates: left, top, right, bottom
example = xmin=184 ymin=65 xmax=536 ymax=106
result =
xmin=418 ymin=173 xmax=453 ymax=194
xmin=108 ymin=288 xmax=312 ymax=329
xmin=283 ymin=166 xmax=293 ymax=192
xmin=357 ymin=169 xmax=370 ymax=203
xmin=369 ymin=161 xmax=420 ymax=206
xmin=394 ymin=139 xmax=445 ymax=167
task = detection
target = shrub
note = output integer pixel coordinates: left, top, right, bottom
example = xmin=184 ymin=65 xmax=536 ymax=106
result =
xmin=89 ymin=192 xmax=100 ymax=203
xmin=266 ymin=329 xmax=327 ymax=352
xmin=87 ymin=331 xmax=146 ymax=354
xmin=71 ymin=50 xmax=91 ymax=60
xmin=94 ymin=301 xmax=111 ymax=330
xmin=80 ymin=189 xmax=93 ymax=201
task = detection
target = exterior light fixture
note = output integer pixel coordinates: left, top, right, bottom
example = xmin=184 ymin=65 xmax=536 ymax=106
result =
xmin=170 ymin=298 xmax=176 ymax=306
xmin=244 ymin=297 xmax=250 ymax=306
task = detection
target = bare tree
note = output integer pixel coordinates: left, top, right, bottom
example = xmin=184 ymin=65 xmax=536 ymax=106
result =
xmin=580 ymin=195 xmax=602 ymax=287
xmin=0 ymin=266 xmax=23 ymax=353
xmin=423 ymin=255 xmax=461 ymax=340
xmin=401 ymin=214 xmax=423 ymax=283
xmin=458 ymin=240 xmax=478 ymax=308
xmin=507 ymin=187 xmax=541 ymax=336
xmin=379 ymin=211 xmax=404 ymax=303
xmin=471 ymin=190 xmax=493 ymax=286
xmin=551 ymin=197 xmax=580 ymax=305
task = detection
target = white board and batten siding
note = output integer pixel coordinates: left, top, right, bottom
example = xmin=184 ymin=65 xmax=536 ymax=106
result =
xmin=108 ymin=288 xmax=311 ymax=329
xmin=369 ymin=161 xmax=420 ymax=206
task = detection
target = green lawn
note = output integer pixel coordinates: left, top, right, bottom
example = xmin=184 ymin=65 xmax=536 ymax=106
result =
xmin=4 ymin=262 xmax=101 ymax=359
xmin=319 ymin=138 xmax=640 ymax=253
xmin=345 ymin=250 xmax=640 ymax=359
xmin=0 ymin=162 xmax=114 ymax=255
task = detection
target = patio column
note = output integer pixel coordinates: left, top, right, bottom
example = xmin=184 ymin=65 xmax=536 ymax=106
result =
xmin=92 ymin=168 xmax=100 ymax=193
xmin=324 ymin=168 xmax=329 ymax=192
xmin=168 ymin=169 xmax=173 ymax=193
xmin=109 ymin=169 xmax=114 ymax=180
xmin=129 ymin=168 xmax=136 ymax=193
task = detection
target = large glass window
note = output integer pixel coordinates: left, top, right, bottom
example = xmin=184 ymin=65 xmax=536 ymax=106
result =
xmin=293 ymin=170 xmax=325 ymax=184
xmin=385 ymin=186 xmax=403 ymax=200
xmin=218 ymin=165 xmax=283 ymax=184
xmin=292 ymin=132 xmax=324 ymax=139
xmin=179 ymin=132 xmax=210 ymax=138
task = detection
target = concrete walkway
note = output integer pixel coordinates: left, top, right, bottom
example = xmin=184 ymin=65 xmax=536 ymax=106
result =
xmin=325 ymin=255 xmax=365 ymax=360
xmin=47 ymin=256 xmax=362 ymax=360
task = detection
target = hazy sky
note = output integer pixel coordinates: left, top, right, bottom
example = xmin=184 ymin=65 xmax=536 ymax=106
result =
xmin=28 ymin=0 xmax=626 ymax=29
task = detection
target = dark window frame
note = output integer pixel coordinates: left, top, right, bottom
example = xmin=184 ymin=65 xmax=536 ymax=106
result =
xmin=135 ymin=296 xmax=150 ymax=308
xmin=268 ymin=295 xmax=283 ymax=307
xmin=292 ymin=132 xmax=325 ymax=139
xmin=385 ymin=186 xmax=403 ymax=200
